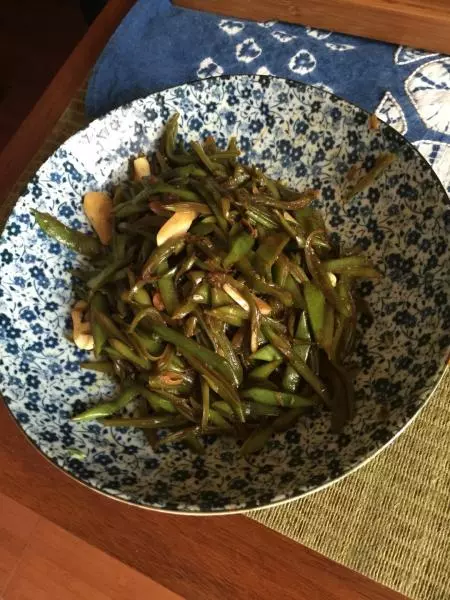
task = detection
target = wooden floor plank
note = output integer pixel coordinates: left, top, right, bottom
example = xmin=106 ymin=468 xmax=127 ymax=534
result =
xmin=0 ymin=494 xmax=40 ymax=595
xmin=2 ymin=515 xmax=182 ymax=600
xmin=0 ymin=402 xmax=407 ymax=600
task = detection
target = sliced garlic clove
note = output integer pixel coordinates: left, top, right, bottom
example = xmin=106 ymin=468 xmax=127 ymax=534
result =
xmin=75 ymin=333 xmax=95 ymax=351
xmin=254 ymin=297 xmax=272 ymax=315
xmin=71 ymin=302 xmax=94 ymax=350
xmin=250 ymin=329 xmax=259 ymax=354
xmin=223 ymin=284 xmax=272 ymax=316
xmin=223 ymin=283 xmax=250 ymax=311
xmin=156 ymin=210 xmax=197 ymax=247
xmin=133 ymin=157 xmax=151 ymax=180
xmin=327 ymin=272 xmax=337 ymax=287
xmin=83 ymin=191 xmax=113 ymax=245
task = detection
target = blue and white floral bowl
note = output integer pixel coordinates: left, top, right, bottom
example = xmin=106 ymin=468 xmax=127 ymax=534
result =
xmin=0 ymin=75 xmax=448 ymax=514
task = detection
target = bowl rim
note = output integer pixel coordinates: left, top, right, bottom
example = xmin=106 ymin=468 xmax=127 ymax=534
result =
xmin=1 ymin=73 xmax=449 ymax=515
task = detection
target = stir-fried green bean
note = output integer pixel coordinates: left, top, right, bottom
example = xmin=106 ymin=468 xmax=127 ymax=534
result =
xmin=33 ymin=113 xmax=380 ymax=455
xmin=32 ymin=210 xmax=101 ymax=256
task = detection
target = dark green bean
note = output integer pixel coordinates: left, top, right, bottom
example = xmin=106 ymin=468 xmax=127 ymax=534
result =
xmin=162 ymin=165 xmax=208 ymax=180
xmin=149 ymin=183 xmax=201 ymax=201
xmin=211 ymin=288 xmax=234 ymax=307
xmin=191 ymin=141 xmax=225 ymax=174
xmin=144 ymin=322 xmax=240 ymax=387
xmin=272 ymin=407 xmax=305 ymax=433
xmin=91 ymin=309 xmax=129 ymax=344
xmin=213 ymin=400 xmax=280 ymax=420
xmin=322 ymin=303 xmax=335 ymax=357
xmin=294 ymin=208 xmax=329 ymax=248
xmin=324 ymin=256 xmax=371 ymax=272
xmin=109 ymin=339 xmax=150 ymax=369
xmin=190 ymin=180 xmax=228 ymax=232
xmin=32 ymin=210 xmax=101 ymax=256
xmin=208 ymin=407 xmax=234 ymax=430
xmin=241 ymin=387 xmax=316 ymax=408
xmin=262 ymin=322 xmax=330 ymax=404
xmin=282 ymin=312 xmax=311 ymax=393
xmin=253 ymin=189 xmax=317 ymax=210
xmin=87 ymin=256 xmax=131 ymax=290
xmin=157 ymin=260 xmax=178 ymax=315
xmin=200 ymin=377 xmax=210 ymax=430
xmin=250 ymin=345 xmax=283 ymax=361
xmin=254 ymin=233 xmax=289 ymax=280
xmin=284 ymin=275 xmax=305 ymax=309
xmin=246 ymin=206 xmax=279 ymax=230
xmin=335 ymin=276 xmax=355 ymax=319
xmin=90 ymin=292 xmax=109 ymax=357
xmin=223 ymin=232 xmax=255 ymax=268
xmin=256 ymin=170 xmax=280 ymax=200
xmin=101 ymin=415 xmax=188 ymax=428
xmin=163 ymin=113 xmax=195 ymax=165
xmin=237 ymin=258 xmax=294 ymax=306
xmin=223 ymin=167 xmax=250 ymax=189
xmin=206 ymin=305 xmax=248 ymax=327
xmin=141 ymin=235 xmax=186 ymax=278
xmin=275 ymin=210 xmax=308 ymax=248
xmin=72 ymin=384 xmax=142 ymax=422
xmin=181 ymin=352 xmax=244 ymax=422
xmin=240 ymin=425 xmax=274 ymax=456
xmin=248 ymin=359 xmax=283 ymax=380
xmin=303 ymin=282 xmax=326 ymax=344
xmin=183 ymin=433 xmax=205 ymax=454
xmin=304 ymin=231 xmax=340 ymax=309
xmin=276 ymin=253 xmax=309 ymax=284
xmin=80 ymin=360 xmax=114 ymax=374
xmin=205 ymin=315 xmax=243 ymax=385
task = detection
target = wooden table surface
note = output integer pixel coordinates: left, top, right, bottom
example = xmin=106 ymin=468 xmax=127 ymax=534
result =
xmin=0 ymin=402 xmax=407 ymax=599
xmin=176 ymin=0 xmax=450 ymax=56
xmin=0 ymin=1 xmax=411 ymax=598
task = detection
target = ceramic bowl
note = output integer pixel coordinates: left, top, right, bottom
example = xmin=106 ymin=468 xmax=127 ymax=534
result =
xmin=0 ymin=75 xmax=448 ymax=513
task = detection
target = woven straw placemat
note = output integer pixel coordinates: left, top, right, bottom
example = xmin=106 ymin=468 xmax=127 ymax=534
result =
xmin=2 ymin=89 xmax=449 ymax=600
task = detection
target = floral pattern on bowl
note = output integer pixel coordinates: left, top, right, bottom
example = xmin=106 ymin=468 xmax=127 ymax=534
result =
xmin=0 ymin=75 xmax=448 ymax=513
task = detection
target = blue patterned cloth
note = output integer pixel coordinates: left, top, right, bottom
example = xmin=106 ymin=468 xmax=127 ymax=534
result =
xmin=86 ymin=0 xmax=450 ymax=192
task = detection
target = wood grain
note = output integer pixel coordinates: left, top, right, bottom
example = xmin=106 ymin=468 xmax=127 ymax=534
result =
xmin=2 ymin=511 xmax=181 ymax=600
xmin=0 ymin=402 xmax=406 ymax=600
xmin=0 ymin=494 xmax=40 ymax=595
xmin=174 ymin=0 xmax=450 ymax=55
xmin=0 ymin=0 xmax=136 ymax=202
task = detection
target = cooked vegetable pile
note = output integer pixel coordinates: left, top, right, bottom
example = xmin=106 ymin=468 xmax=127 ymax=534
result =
xmin=33 ymin=114 xmax=380 ymax=455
